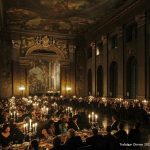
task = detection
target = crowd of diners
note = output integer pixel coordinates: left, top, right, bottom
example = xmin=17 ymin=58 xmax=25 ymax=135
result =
xmin=0 ymin=95 xmax=149 ymax=150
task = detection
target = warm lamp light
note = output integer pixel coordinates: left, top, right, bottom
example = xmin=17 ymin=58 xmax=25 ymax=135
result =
xmin=66 ymin=87 xmax=72 ymax=91
xmin=60 ymin=95 xmax=63 ymax=98
xmin=19 ymin=86 xmax=25 ymax=91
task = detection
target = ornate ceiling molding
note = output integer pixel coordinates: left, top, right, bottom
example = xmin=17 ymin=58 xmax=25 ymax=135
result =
xmin=12 ymin=34 xmax=76 ymax=67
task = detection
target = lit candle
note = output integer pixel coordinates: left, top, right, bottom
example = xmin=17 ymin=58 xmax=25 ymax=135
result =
xmin=35 ymin=123 xmax=37 ymax=133
xmin=32 ymin=123 xmax=35 ymax=133
xmin=88 ymin=114 xmax=91 ymax=123
xmin=10 ymin=112 xmax=12 ymax=118
xmin=91 ymin=112 xmax=94 ymax=122
xmin=95 ymin=114 xmax=98 ymax=123
xmin=26 ymin=123 xmax=28 ymax=133
xmin=29 ymin=119 xmax=32 ymax=130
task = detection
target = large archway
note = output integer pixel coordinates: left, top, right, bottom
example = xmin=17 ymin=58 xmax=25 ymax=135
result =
xmin=126 ymin=56 xmax=137 ymax=99
xmin=97 ymin=66 xmax=103 ymax=97
xmin=109 ymin=62 xmax=118 ymax=98
xmin=25 ymin=45 xmax=65 ymax=95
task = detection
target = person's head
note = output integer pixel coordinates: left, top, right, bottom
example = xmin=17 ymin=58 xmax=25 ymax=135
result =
xmin=112 ymin=115 xmax=118 ymax=122
xmin=31 ymin=139 xmax=39 ymax=150
xmin=2 ymin=124 xmax=10 ymax=133
xmin=118 ymin=123 xmax=124 ymax=130
xmin=67 ymin=128 xmax=75 ymax=138
xmin=72 ymin=115 xmax=78 ymax=122
xmin=53 ymin=136 xmax=61 ymax=147
xmin=92 ymin=128 xmax=98 ymax=136
xmin=41 ymin=129 xmax=48 ymax=135
xmin=106 ymin=126 xmax=111 ymax=133
xmin=62 ymin=118 xmax=66 ymax=123
xmin=134 ymin=122 xmax=141 ymax=129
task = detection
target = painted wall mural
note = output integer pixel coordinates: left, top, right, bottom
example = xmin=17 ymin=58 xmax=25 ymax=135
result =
xmin=28 ymin=59 xmax=60 ymax=94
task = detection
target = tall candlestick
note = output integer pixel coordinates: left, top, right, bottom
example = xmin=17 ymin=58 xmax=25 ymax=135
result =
xmin=95 ymin=114 xmax=98 ymax=123
xmin=26 ymin=123 xmax=28 ymax=133
xmin=35 ymin=123 xmax=37 ymax=133
xmin=88 ymin=114 xmax=91 ymax=123
xmin=10 ymin=112 xmax=12 ymax=118
xmin=29 ymin=119 xmax=32 ymax=130
xmin=32 ymin=124 xmax=35 ymax=133
xmin=91 ymin=112 xmax=94 ymax=122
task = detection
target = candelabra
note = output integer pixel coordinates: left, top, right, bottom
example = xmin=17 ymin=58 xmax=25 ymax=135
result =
xmin=88 ymin=112 xmax=98 ymax=128
xmin=52 ymin=102 xmax=58 ymax=110
xmin=23 ymin=118 xmax=38 ymax=148
xmin=66 ymin=107 xmax=73 ymax=114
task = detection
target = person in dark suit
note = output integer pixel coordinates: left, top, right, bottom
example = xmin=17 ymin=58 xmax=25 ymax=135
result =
xmin=68 ymin=115 xmax=80 ymax=131
xmin=51 ymin=136 xmax=64 ymax=150
xmin=64 ymin=128 xmax=83 ymax=150
xmin=114 ymin=123 xmax=128 ymax=150
xmin=31 ymin=139 xmax=39 ymax=150
xmin=86 ymin=128 xmax=104 ymax=150
xmin=0 ymin=124 xmax=13 ymax=148
xmin=103 ymin=126 xmax=119 ymax=150
xmin=111 ymin=115 xmax=119 ymax=131
xmin=128 ymin=122 xmax=141 ymax=150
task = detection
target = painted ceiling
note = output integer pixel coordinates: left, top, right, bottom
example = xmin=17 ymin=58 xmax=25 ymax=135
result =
xmin=3 ymin=0 xmax=137 ymax=35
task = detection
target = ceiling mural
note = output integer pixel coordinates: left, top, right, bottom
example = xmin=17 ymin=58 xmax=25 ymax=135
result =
xmin=4 ymin=0 xmax=137 ymax=34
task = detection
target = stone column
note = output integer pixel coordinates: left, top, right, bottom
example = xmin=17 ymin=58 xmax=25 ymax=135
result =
xmin=116 ymin=27 xmax=124 ymax=98
xmin=135 ymin=13 xmax=146 ymax=99
xmin=90 ymin=42 xmax=96 ymax=96
xmin=60 ymin=65 xmax=68 ymax=96
xmin=101 ymin=35 xmax=108 ymax=97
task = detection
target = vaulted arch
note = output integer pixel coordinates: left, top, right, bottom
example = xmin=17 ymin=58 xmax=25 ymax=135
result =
xmin=25 ymin=45 xmax=66 ymax=60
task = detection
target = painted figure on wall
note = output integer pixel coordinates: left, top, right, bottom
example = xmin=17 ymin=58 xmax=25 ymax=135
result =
xmin=28 ymin=59 xmax=60 ymax=94
xmin=28 ymin=60 xmax=49 ymax=94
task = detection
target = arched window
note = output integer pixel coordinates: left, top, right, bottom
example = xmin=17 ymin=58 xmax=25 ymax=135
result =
xmin=126 ymin=57 xmax=137 ymax=99
xmin=109 ymin=62 xmax=118 ymax=98
xmin=88 ymin=69 xmax=92 ymax=95
xmin=97 ymin=66 xmax=103 ymax=97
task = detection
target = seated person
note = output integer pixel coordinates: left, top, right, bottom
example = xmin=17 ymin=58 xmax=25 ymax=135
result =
xmin=9 ymin=119 xmax=24 ymax=144
xmin=51 ymin=136 xmax=64 ymax=150
xmin=47 ymin=122 xmax=56 ymax=137
xmin=86 ymin=128 xmax=104 ymax=150
xmin=59 ymin=118 xmax=68 ymax=134
xmin=68 ymin=115 xmax=80 ymax=131
xmin=103 ymin=126 xmax=119 ymax=150
xmin=0 ymin=124 xmax=13 ymax=148
xmin=114 ymin=123 xmax=127 ymax=150
xmin=55 ymin=115 xmax=63 ymax=135
xmin=111 ymin=115 xmax=119 ymax=131
xmin=128 ymin=122 xmax=141 ymax=144
xmin=64 ymin=128 xmax=83 ymax=150
xmin=31 ymin=139 xmax=39 ymax=150
xmin=41 ymin=129 xmax=51 ymax=141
